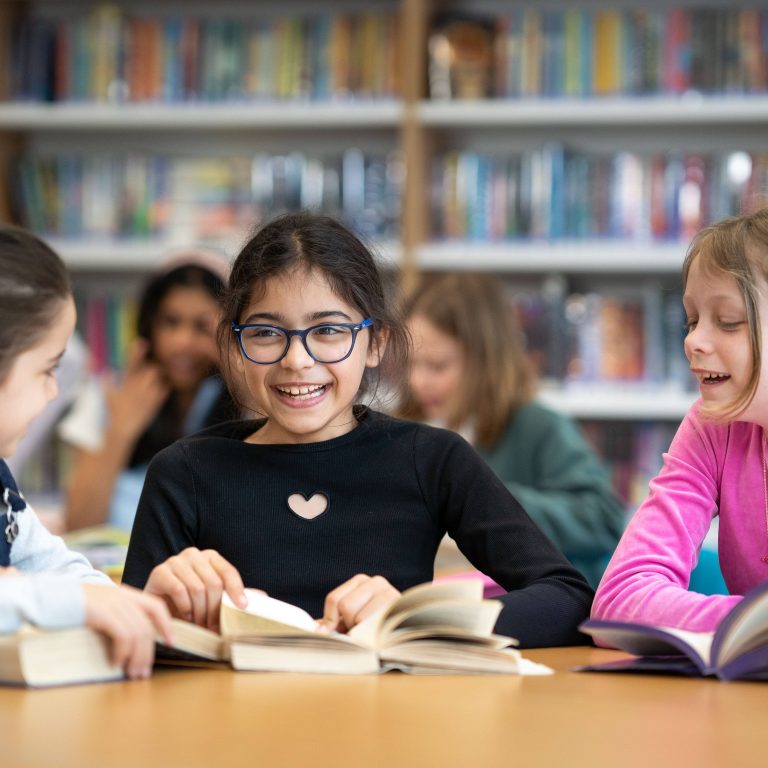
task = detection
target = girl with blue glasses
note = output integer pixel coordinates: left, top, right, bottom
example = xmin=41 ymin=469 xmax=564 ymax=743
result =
xmin=123 ymin=212 xmax=592 ymax=646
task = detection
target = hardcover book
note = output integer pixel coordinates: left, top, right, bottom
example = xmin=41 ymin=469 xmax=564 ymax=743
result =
xmin=0 ymin=625 xmax=123 ymax=688
xmin=579 ymin=581 xmax=768 ymax=681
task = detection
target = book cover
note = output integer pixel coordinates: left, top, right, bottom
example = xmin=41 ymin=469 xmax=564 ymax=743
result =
xmin=579 ymin=581 xmax=768 ymax=681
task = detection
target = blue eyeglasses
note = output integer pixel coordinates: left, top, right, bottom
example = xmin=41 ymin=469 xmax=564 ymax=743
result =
xmin=231 ymin=318 xmax=373 ymax=365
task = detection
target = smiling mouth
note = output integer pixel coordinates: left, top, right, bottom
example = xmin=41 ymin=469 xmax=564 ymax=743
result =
xmin=274 ymin=384 xmax=328 ymax=401
xmin=700 ymin=372 xmax=730 ymax=384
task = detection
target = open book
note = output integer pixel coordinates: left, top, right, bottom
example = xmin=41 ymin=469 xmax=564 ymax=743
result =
xmin=579 ymin=581 xmax=768 ymax=681
xmin=216 ymin=579 xmax=551 ymax=675
xmin=0 ymin=625 xmax=123 ymax=688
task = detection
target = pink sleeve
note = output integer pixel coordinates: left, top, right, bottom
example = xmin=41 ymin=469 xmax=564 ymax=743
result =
xmin=591 ymin=406 xmax=742 ymax=632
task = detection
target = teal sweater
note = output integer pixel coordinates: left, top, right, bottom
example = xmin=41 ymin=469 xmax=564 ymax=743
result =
xmin=477 ymin=401 xmax=625 ymax=587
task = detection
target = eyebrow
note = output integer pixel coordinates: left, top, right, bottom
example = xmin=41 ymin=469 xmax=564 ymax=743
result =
xmin=683 ymin=293 xmax=743 ymax=306
xmin=47 ymin=350 xmax=65 ymax=365
xmin=241 ymin=310 xmax=354 ymax=325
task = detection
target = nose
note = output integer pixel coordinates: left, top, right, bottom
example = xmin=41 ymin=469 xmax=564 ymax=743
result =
xmin=168 ymin=323 xmax=199 ymax=352
xmin=280 ymin=334 xmax=315 ymax=370
xmin=684 ymin=322 xmax=713 ymax=359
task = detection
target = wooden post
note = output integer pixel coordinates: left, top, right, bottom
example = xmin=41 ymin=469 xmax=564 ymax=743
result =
xmin=399 ymin=0 xmax=432 ymax=295
xmin=0 ymin=2 xmax=23 ymax=224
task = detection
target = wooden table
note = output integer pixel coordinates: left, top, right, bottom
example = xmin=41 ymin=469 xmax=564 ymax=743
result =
xmin=0 ymin=646 xmax=764 ymax=768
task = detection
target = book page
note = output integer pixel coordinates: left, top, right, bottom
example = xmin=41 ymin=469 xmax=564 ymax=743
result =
xmin=158 ymin=618 xmax=226 ymax=661
xmin=713 ymin=582 xmax=768 ymax=665
xmin=657 ymin=627 xmax=714 ymax=667
xmin=380 ymin=600 xmax=502 ymax=641
xmin=220 ymin=590 xmax=318 ymax=638
xmin=581 ymin=620 xmax=714 ymax=670
xmin=347 ymin=580 xmax=494 ymax=649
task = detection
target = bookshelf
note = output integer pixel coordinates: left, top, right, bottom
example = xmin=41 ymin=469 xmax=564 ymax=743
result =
xmin=1 ymin=0 xmax=766 ymax=501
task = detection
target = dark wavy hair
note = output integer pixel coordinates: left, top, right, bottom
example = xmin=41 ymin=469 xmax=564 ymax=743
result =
xmin=0 ymin=226 xmax=71 ymax=383
xmin=218 ymin=211 xmax=409 ymax=410
xmin=137 ymin=263 xmax=226 ymax=346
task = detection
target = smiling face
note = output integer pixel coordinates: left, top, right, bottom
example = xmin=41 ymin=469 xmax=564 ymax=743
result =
xmin=407 ymin=314 xmax=465 ymax=425
xmin=151 ymin=285 xmax=220 ymax=392
xmin=0 ymin=297 xmax=76 ymax=458
xmin=234 ymin=267 xmax=385 ymax=444
xmin=683 ymin=255 xmax=768 ymax=424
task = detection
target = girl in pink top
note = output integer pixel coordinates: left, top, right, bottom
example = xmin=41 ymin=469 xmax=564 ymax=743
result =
xmin=593 ymin=208 xmax=768 ymax=632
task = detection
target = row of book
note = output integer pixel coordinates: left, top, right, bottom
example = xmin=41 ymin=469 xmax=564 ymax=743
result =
xmin=75 ymin=292 xmax=138 ymax=376
xmin=10 ymin=5 xmax=400 ymax=103
xmin=430 ymin=8 xmax=768 ymax=100
xmin=12 ymin=150 xmax=403 ymax=242
xmin=432 ymin=147 xmax=765 ymax=242
xmin=511 ymin=284 xmax=693 ymax=390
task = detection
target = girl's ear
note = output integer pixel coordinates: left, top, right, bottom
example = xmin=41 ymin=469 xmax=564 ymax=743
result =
xmin=365 ymin=326 xmax=390 ymax=369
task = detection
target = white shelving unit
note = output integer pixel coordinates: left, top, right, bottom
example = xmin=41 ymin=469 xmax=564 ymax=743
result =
xmin=417 ymin=241 xmax=686 ymax=274
xmin=538 ymin=385 xmax=697 ymax=421
xmin=418 ymin=95 xmax=768 ymax=127
xmin=0 ymin=101 xmax=404 ymax=130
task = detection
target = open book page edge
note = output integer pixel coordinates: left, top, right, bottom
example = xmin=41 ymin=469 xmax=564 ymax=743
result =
xmin=228 ymin=641 xmax=380 ymax=674
xmin=380 ymin=642 xmax=546 ymax=675
xmin=15 ymin=627 xmax=124 ymax=687
xmin=384 ymin=579 xmax=485 ymax=616
xmin=379 ymin=599 xmax=502 ymax=639
xmin=348 ymin=592 xmax=500 ymax=649
xmin=580 ymin=619 xmax=713 ymax=673
xmin=711 ymin=581 xmax=768 ymax=667
xmin=379 ymin=626 xmax=515 ymax=649
xmin=156 ymin=618 xmax=227 ymax=662
xmin=717 ymin=643 xmax=768 ymax=681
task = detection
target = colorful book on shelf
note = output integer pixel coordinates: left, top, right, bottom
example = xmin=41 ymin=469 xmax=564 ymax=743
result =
xmin=162 ymin=580 xmax=551 ymax=676
xmin=579 ymin=581 xmax=768 ymax=681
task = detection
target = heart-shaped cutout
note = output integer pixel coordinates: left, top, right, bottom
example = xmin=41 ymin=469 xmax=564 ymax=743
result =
xmin=287 ymin=492 xmax=329 ymax=520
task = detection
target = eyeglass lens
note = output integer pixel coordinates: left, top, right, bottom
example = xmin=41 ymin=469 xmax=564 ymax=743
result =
xmin=240 ymin=325 xmax=356 ymax=363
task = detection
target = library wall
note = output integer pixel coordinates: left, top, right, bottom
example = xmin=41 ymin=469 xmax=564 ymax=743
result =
xmin=1 ymin=0 xmax=767 ymax=513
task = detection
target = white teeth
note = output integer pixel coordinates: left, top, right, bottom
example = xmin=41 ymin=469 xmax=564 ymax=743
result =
xmin=703 ymin=372 xmax=729 ymax=382
xmin=276 ymin=384 xmax=325 ymax=400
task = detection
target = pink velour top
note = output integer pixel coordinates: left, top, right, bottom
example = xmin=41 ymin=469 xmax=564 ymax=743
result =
xmin=592 ymin=401 xmax=768 ymax=632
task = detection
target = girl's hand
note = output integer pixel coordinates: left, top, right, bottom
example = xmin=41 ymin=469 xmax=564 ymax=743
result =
xmin=105 ymin=340 xmax=170 ymax=443
xmin=144 ymin=547 xmax=247 ymax=631
xmin=0 ymin=567 xmax=18 ymax=576
xmin=83 ymin=583 xmax=173 ymax=680
xmin=317 ymin=574 xmax=401 ymax=634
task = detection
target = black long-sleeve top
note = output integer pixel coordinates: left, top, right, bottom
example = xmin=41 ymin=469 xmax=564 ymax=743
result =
xmin=123 ymin=409 xmax=593 ymax=647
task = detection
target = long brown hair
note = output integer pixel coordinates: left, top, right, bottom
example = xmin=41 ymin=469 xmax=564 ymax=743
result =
xmin=682 ymin=207 xmax=768 ymax=421
xmin=399 ymin=273 xmax=535 ymax=449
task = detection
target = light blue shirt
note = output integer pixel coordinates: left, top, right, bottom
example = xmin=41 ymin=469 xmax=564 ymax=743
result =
xmin=0 ymin=504 xmax=111 ymax=634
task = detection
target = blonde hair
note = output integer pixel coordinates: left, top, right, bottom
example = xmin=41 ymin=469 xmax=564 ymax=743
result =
xmin=399 ymin=273 xmax=535 ymax=449
xmin=682 ymin=207 xmax=768 ymax=420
